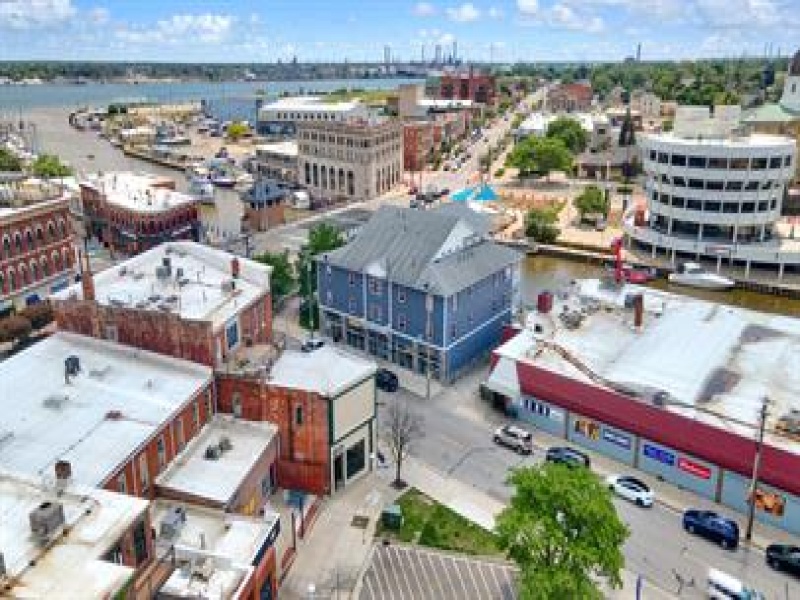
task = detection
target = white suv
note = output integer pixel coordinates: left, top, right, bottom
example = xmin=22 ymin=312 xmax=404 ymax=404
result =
xmin=493 ymin=425 xmax=533 ymax=454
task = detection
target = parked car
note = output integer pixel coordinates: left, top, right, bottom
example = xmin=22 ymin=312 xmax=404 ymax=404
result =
xmin=766 ymin=544 xmax=800 ymax=576
xmin=375 ymin=368 xmax=399 ymax=392
xmin=682 ymin=509 xmax=739 ymax=550
xmin=545 ymin=446 xmax=590 ymax=468
xmin=605 ymin=475 xmax=654 ymax=507
xmin=300 ymin=337 xmax=324 ymax=353
xmin=707 ymin=568 xmax=764 ymax=600
xmin=493 ymin=425 xmax=533 ymax=454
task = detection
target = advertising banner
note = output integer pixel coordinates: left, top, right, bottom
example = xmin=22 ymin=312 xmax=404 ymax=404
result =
xmin=643 ymin=443 xmax=675 ymax=466
xmin=677 ymin=457 xmax=711 ymax=479
xmin=602 ymin=428 xmax=631 ymax=450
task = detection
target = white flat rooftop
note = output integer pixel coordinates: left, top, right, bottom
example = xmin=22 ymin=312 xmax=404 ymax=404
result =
xmin=52 ymin=241 xmax=271 ymax=330
xmin=269 ymin=345 xmax=376 ymax=397
xmin=256 ymin=140 xmax=299 ymax=157
xmin=261 ymin=95 xmax=363 ymax=113
xmin=155 ymin=415 xmax=278 ymax=506
xmin=0 ymin=470 xmax=148 ymax=598
xmin=419 ymin=98 xmax=474 ymax=109
xmin=0 ymin=331 xmax=213 ymax=487
xmin=81 ymin=171 xmax=197 ymax=213
xmin=644 ymin=131 xmax=796 ymax=148
xmin=152 ymin=500 xmax=279 ymax=599
xmin=498 ymin=279 xmax=800 ymax=454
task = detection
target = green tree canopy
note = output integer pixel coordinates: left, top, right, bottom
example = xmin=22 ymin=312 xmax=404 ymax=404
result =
xmin=254 ymin=250 xmax=295 ymax=304
xmin=575 ymin=185 xmax=609 ymax=220
xmin=508 ymin=137 xmax=573 ymax=178
xmin=296 ymin=223 xmax=346 ymax=329
xmin=226 ymin=121 xmax=249 ymax=141
xmin=0 ymin=148 xmax=23 ymax=172
xmin=496 ymin=464 xmax=629 ymax=599
xmin=31 ymin=154 xmax=72 ymax=178
xmin=524 ymin=206 xmax=561 ymax=243
xmin=546 ymin=117 xmax=588 ymax=154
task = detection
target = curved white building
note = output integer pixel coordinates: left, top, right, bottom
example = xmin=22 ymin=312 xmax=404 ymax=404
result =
xmin=625 ymin=106 xmax=797 ymax=276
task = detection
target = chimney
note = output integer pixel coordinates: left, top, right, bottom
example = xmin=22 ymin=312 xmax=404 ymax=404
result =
xmin=79 ymin=248 xmax=95 ymax=302
xmin=55 ymin=460 xmax=72 ymax=482
xmin=231 ymin=257 xmax=240 ymax=279
xmin=633 ymin=294 xmax=644 ymax=329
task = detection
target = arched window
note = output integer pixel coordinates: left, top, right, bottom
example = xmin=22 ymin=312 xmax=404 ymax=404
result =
xmin=339 ymin=168 xmax=345 ymax=193
xmin=41 ymin=257 xmax=50 ymax=278
xmin=19 ymin=264 xmax=28 ymax=286
xmin=8 ymin=269 xmax=16 ymax=291
xmin=14 ymin=232 xmax=22 ymax=253
xmin=0 ymin=272 xmax=4 ymax=293
xmin=62 ymin=248 xmax=72 ymax=267
xmin=35 ymin=226 xmax=44 ymax=243
xmin=2 ymin=235 xmax=9 ymax=258
xmin=47 ymin=221 xmax=56 ymax=240
xmin=30 ymin=261 xmax=39 ymax=282
xmin=58 ymin=219 xmax=67 ymax=237
xmin=53 ymin=251 xmax=62 ymax=271
xmin=25 ymin=229 xmax=33 ymax=249
xmin=312 ymin=164 xmax=319 ymax=187
xmin=321 ymin=166 xmax=328 ymax=190
xmin=347 ymin=171 xmax=355 ymax=196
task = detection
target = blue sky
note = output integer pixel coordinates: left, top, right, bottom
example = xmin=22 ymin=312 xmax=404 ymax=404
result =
xmin=0 ymin=0 xmax=798 ymax=62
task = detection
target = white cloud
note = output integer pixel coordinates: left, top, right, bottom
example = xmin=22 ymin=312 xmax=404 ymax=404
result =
xmin=413 ymin=2 xmax=437 ymax=16
xmin=517 ymin=0 xmax=539 ymax=15
xmin=550 ymin=3 xmax=605 ymax=32
xmin=115 ymin=13 xmax=235 ymax=46
xmin=446 ymin=3 xmax=481 ymax=22
xmin=488 ymin=6 xmax=505 ymax=19
xmin=0 ymin=0 xmax=77 ymax=29
xmin=438 ymin=32 xmax=456 ymax=45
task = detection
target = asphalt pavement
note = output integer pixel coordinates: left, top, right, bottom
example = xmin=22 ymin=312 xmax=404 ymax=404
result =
xmin=377 ymin=373 xmax=800 ymax=600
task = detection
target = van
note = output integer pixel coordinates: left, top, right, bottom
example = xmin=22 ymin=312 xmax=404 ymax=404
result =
xmin=707 ymin=568 xmax=764 ymax=600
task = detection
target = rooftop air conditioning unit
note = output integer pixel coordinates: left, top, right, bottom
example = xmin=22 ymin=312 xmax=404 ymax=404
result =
xmin=219 ymin=436 xmax=233 ymax=452
xmin=220 ymin=280 xmax=235 ymax=294
xmin=159 ymin=506 xmax=187 ymax=539
xmin=29 ymin=501 xmax=65 ymax=540
xmin=205 ymin=445 xmax=222 ymax=460
xmin=155 ymin=266 xmax=170 ymax=280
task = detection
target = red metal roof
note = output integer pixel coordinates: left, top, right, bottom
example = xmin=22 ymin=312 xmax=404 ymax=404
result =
xmin=514 ymin=360 xmax=800 ymax=497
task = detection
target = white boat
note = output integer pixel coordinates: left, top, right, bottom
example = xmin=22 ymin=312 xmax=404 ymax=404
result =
xmin=668 ymin=262 xmax=735 ymax=291
xmin=188 ymin=176 xmax=215 ymax=204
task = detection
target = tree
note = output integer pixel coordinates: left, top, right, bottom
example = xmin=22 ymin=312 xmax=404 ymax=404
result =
xmin=254 ymin=250 xmax=295 ymax=305
xmin=496 ymin=464 xmax=629 ymax=599
xmin=508 ymin=137 xmax=573 ymax=179
xmin=546 ymin=117 xmax=587 ymax=154
xmin=525 ymin=207 xmax=560 ymax=243
xmin=226 ymin=121 xmax=249 ymax=141
xmin=296 ymin=222 xmax=345 ymax=330
xmin=31 ymin=154 xmax=72 ymax=178
xmin=382 ymin=399 xmax=424 ymax=488
xmin=618 ymin=108 xmax=636 ymax=147
xmin=0 ymin=148 xmax=22 ymax=172
xmin=574 ymin=185 xmax=609 ymax=221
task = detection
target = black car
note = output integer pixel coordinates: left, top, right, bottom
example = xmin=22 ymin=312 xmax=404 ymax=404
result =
xmin=682 ymin=509 xmax=739 ymax=550
xmin=376 ymin=368 xmax=399 ymax=392
xmin=300 ymin=337 xmax=324 ymax=353
xmin=545 ymin=446 xmax=590 ymax=468
xmin=766 ymin=544 xmax=800 ymax=576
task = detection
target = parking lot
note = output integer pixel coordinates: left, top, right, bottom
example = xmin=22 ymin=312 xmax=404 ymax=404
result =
xmin=359 ymin=543 xmax=517 ymax=600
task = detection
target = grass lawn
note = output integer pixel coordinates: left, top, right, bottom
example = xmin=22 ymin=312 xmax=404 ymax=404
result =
xmin=377 ymin=488 xmax=505 ymax=557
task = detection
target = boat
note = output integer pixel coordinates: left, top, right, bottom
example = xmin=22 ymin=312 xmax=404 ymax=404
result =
xmin=188 ymin=175 xmax=215 ymax=204
xmin=668 ymin=262 xmax=735 ymax=290
xmin=210 ymin=173 xmax=236 ymax=188
xmin=605 ymin=264 xmax=656 ymax=285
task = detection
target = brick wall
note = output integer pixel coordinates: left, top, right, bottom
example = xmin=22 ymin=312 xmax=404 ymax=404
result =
xmin=216 ymin=374 xmax=331 ymax=495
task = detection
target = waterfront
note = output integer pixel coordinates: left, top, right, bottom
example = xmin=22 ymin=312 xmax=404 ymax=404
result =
xmin=522 ymin=254 xmax=800 ymax=316
xmin=0 ymin=78 xmax=421 ymax=111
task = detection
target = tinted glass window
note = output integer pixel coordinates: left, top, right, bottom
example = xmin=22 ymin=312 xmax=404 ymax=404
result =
xmin=671 ymin=154 xmax=686 ymax=166
xmin=730 ymin=157 xmax=749 ymax=169
xmin=726 ymin=180 xmax=743 ymax=191
xmin=708 ymin=157 xmax=728 ymax=169
xmin=752 ymin=158 xmax=768 ymax=169
xmin=769 ymin=157 xmax=782 ymax=169
xmin=688 ymin=156 xmax=706 ymax=168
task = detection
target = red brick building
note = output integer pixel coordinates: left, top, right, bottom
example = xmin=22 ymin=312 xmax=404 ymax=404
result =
xmin=547 ymin=83 xmax=594 ymax=112
xmin=439 ymin=67 xmax=497 ymax=105
xmin=403 ymin=122 xmax=435 ymax=172
xmin=52 ymin=241 xmax=273 ymax=368
xmin=216 ymin=345 xmax=377 ymax=496
xmin=79 ymin=172 xmax=199 ymax=256
xmin=1 ymin=187 xmax=75 ymax=311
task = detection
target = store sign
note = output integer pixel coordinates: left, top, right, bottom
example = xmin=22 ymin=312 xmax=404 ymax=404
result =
xmin=643 ymin=443 xmax=675 ymax=466
xmin=602 ymin=428 xmax=631 ymax=450
xmin=678 ymin=457 xmax=711 ymax=480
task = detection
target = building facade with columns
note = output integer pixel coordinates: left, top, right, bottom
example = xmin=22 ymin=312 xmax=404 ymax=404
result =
xmin=625 ymin=106 xmax=797 ymax=278
xmin=297 ymin=118 xmax=403 ymax=202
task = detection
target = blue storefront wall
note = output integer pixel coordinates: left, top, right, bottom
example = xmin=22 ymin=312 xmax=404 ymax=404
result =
xmin=446 ymin=310 xmax=510 ymax=379
xmin=567 ymin=413 xmax=636 ymax=466
xmin=637 ymin=438 xmax=720 ymax=500
xmin=720 ymin=470 xmax=800 ymax=536
xmin=515 ymin=395 xmax=567 ymax=438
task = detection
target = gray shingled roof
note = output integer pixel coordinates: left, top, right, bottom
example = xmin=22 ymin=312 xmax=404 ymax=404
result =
xmin=434 ymin=202 xmax=492 ymax=236
xmin=320 ymin=205 xmax=519 ymax=296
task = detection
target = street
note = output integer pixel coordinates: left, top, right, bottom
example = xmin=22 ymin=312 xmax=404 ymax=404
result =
xmin=377 ymin=372 xmax=800 ymax=599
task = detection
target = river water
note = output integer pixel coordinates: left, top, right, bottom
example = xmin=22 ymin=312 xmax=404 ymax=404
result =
xmin=523 ymin=255 xmax=800 ymax=316
xmin=0 ymin=78 xmax=421 ymax=111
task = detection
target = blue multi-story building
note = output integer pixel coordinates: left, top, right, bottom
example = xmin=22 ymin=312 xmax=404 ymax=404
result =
xmin=317 ymin=205 xmax=520 ymax=382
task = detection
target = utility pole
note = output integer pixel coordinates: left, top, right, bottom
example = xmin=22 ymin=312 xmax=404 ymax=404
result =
xmin=745 ymin=396 xmax=770 ymax=542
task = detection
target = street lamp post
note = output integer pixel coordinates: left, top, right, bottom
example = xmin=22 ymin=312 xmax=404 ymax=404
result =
xmin=745 ymin=396 xmax=770 ymax=542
